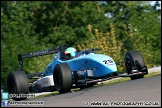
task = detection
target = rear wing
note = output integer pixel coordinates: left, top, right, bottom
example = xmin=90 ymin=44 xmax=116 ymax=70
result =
xmin=18 ymin=44 xmax=68 ymax=71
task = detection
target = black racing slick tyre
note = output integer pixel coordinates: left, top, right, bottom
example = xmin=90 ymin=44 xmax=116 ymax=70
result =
xmin=7 ymin=71 xmax=29 ymax=100
xmin=53 ymin=63 xmax=72 ymax=93
xmin=124 ymin=50 xmax=147 ymax=80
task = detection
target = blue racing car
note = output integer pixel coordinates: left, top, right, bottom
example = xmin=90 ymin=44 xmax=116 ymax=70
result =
xmin=7 ymin=44 xmax=148 ymax=100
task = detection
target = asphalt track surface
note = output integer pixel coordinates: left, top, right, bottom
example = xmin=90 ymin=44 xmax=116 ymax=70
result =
xmin=6 ymin=75 xmax=161 ymax=107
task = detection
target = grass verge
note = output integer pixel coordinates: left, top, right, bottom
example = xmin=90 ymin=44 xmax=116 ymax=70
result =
xmin=99 ymin=71 xmax=161 ymax=86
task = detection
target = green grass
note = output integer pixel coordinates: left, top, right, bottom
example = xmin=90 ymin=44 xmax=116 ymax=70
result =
xmin=98 ymin=71 xmax=161 ymax=86
xmin=28 ymin=71 xmax=161 ymax=100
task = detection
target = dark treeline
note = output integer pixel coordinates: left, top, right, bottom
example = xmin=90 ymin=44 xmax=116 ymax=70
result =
xmin=1 ymin=1 xmax=161 ymax=84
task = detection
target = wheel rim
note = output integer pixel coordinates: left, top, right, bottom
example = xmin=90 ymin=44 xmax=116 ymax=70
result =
xmin=125 ymin=57 xmax=133 ymax=74
xmin=7 ymin=77 xmax=16 ymax=94
xmin=54 ymin=70 xmax=61 ymax=91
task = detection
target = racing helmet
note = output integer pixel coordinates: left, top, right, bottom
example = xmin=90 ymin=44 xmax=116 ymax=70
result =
xmin=64 ymin=47 xmax=77 ymax=60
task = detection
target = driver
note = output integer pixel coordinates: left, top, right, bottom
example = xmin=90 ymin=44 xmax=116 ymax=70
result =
xmin=64 ymin=47 xmax=77 ymax=60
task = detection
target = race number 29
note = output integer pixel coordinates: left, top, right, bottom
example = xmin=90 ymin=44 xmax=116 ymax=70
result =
xmin=103 ymin=59 xmax=114 ymax=65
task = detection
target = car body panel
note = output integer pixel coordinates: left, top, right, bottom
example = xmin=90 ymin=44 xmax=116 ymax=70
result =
xmin=32 ymin=75 xmax=54 ymax=88
xmin=43 ymin=53 xmax=117 ymax=78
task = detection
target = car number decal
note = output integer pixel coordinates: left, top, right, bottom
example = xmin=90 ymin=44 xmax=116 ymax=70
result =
xmin=103 ymin=59 xmax=114 ymax=65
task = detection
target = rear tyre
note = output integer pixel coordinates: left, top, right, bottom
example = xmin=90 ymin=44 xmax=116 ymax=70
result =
xmin=7 ymin=71 xmax=29 ymax=100
xmin=124 ymin=50 xmax=147 ymax=80
xmin=53 ymin=63 xmax=72 ymax=93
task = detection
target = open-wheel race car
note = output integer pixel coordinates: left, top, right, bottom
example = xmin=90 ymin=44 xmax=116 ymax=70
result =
xmin=7 ymin=44 xmax=148 ymax=100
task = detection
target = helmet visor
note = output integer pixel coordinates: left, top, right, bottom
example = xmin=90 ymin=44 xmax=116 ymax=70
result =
xmin=69 ymin=51 xmax=77 ymax=57
xmin=65 ymin=51 xmax=77 ymax=59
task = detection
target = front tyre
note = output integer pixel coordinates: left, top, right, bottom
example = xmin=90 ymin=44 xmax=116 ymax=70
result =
xmin=53 ymin=63 xmax=72 ymax=93
xmin=124 ymin=50 xmax=148 ymax=80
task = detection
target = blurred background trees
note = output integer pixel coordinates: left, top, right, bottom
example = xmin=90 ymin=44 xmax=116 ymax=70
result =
xmin=1 ymin=1 xmax=161 ymax=87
